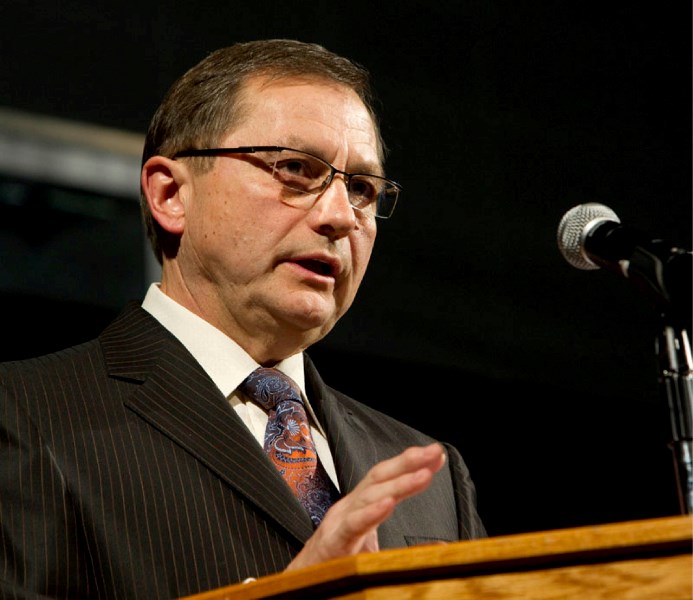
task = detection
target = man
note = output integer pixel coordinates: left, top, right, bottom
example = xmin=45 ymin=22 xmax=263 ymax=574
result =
xmin=0 ymin=39 xmax=485 ymax=599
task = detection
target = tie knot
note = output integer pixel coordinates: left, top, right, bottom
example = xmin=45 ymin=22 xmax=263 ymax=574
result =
xmin=239 ymin=367 xmax=303 ymax=411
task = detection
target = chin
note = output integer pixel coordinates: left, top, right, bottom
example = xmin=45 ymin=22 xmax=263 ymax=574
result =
xmin=283 ymin=298 xmax=339 ymax=333
xmin=290 ymin=309 xmax=335 ymax=333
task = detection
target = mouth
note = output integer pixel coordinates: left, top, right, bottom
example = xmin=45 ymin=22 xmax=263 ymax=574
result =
xmin=295 ymin=258 xmax=335 ymax=277
xmin=281 ymin=253 xmax=341 ymax=279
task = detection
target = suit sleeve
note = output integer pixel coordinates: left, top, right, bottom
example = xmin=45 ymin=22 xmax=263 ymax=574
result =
xmin=442 ymin=442 xmax=488 ymax=539
xmin=0 ymin=389 xmax=86 ymax=599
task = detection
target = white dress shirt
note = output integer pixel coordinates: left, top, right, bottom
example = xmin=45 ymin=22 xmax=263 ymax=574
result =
xmin=141 ymin=282 xmax=340 ymax=490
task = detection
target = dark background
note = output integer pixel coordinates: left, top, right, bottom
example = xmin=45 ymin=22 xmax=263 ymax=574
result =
xmin=1 ymin=1 xmax=690 ymax=537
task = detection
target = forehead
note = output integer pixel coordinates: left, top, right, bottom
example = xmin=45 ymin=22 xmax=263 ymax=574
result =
xmin=232 ymin=75 xmax=382 ymax=164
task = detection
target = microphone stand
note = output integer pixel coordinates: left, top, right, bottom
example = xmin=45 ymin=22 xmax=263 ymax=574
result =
xmin=657 ymin=319 xmax=693 ymax=514
xmin=559 ymin=206 xmax=693 ymax=513
xmin=624 ymin=241 xmax=693 ymax=514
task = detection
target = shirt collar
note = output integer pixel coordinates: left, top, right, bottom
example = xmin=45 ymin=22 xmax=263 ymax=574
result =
xmin=141 ymin=283 xmax=305 ymax=398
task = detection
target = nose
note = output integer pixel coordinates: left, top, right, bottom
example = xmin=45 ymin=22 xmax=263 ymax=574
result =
xmin=308 ymin=175 xmax=358 ymax=238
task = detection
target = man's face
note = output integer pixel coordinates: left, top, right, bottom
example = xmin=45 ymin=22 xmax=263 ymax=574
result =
xmin=174 ymin=76 xmax=381 ymax=359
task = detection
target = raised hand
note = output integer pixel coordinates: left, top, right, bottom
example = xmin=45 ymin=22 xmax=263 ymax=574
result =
xmin=285 ymin=442 xmax=447 ymax=571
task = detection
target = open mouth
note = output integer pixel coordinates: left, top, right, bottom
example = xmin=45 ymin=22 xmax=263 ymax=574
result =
xmin=295 ymin=259 xmax=334 ymax=277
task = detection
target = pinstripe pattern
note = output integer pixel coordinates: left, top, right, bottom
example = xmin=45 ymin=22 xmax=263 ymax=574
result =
xmin=0 ymin=302 xmax=485 ymax=599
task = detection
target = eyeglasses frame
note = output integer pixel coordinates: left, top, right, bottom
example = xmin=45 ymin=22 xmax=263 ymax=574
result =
xmin=172 ymin=145 xmax=401 ymax=219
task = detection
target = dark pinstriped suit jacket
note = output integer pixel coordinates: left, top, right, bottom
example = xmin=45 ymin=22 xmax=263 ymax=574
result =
xmin=0 ymin=302 xmax=485 ymax=599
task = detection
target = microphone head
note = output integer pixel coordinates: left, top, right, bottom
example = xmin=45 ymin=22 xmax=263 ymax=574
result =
xmin=557 ymin=203 xmax=621 ymax=270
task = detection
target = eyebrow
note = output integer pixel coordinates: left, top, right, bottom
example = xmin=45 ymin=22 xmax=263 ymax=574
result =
xmin=283 ymin=137 xmax=384 ymax=177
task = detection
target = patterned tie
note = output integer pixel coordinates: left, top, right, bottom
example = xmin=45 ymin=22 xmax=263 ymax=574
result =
xmin=239 ymin=367 xmax=340 ymax=527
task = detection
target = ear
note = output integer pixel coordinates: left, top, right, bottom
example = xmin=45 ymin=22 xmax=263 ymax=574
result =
xmin=141 ymin=156 xmax=189 ymax=235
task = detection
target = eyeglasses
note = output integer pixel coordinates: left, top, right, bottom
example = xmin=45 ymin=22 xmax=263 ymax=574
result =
xmin=173 ymin=146 xmax=401 ymax=219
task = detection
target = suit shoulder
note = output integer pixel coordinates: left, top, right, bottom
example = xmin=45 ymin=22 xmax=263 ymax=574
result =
xmin=0 ymin=301 xmax=147 ymax=377
xmin=0 ymin=338 xmax=101 ymax=376
xmin=0 ymin=338 xmax=101 ymax=384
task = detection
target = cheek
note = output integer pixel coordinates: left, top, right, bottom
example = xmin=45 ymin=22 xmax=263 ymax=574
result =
xmin=198 ymin=179 xmax=265 ymax=240
xmin=333 ymin=229 xmax=375 ymax=321
xmin=185 ymin=189 xmax=249 ymax=271
xmin=349 ymin=225 xmax=377 ymax=285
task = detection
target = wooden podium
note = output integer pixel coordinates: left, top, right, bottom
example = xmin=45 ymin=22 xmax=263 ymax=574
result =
xmin=182 ymin=515 xmax=692 ymax=599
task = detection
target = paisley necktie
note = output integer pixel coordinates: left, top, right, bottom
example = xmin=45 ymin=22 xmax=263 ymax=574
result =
xmin=239 ymin=367 xmax=339 ymax=527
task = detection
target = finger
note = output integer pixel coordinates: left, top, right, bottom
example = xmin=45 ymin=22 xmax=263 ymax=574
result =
xmin=332 ymin=445 xmax=444 ymax=522
xmin=325 ymin=465 xmax=439 ymax=549
xmin=286 ymin=497 xmax=392 ymax=570
xmin=358 ymin=443 xmax=446 ymax=491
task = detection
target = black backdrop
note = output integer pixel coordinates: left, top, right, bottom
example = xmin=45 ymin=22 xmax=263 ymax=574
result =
xmin=1 ymin=1 xmax=690 ymax=537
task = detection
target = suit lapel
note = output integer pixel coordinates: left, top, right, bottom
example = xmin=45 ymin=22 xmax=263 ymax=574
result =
xmin=99 ymin=303 xmax=315 ymax=544
xmin=304 ymin=355 xmax=411 ymax=548
xmin=303 ymin=355 xmax=371 ymax=495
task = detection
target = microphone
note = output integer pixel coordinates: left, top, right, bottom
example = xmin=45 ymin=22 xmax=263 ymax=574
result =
xmin=557 ymin=202 xmax=692 ymax=324
xmin=559 ymin=204 xmax=693 ymax=515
